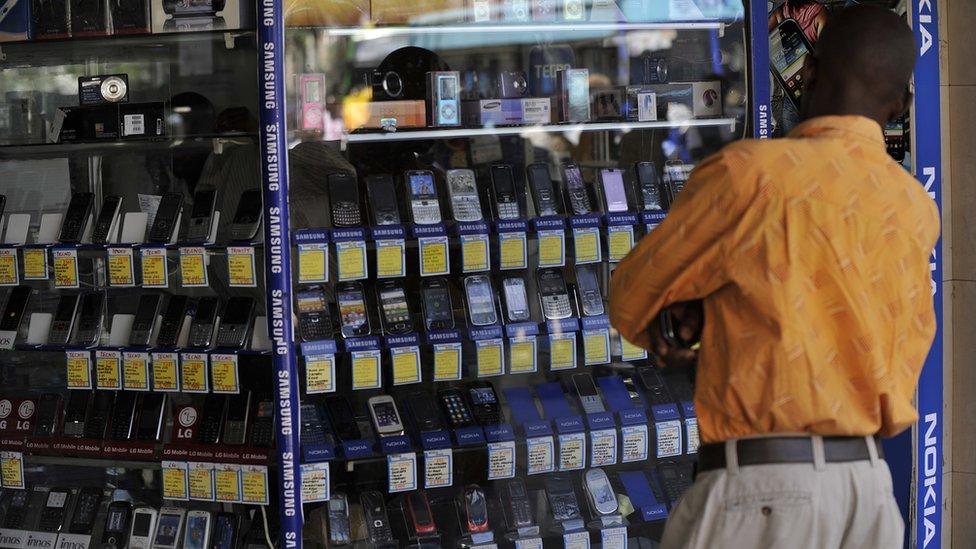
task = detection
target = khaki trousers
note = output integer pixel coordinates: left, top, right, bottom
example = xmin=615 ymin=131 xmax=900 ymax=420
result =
xmin=661 ymin=437 xmax=904 ymax=549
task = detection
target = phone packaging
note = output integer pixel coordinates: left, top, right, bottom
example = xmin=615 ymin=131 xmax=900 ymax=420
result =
xmin=31 ymin=0 xmax=70 ymax=39
xmin=462 ymin=99 xmax=524 ymax=127
xmin=151 ymin=0 xmax=255 ymax=33
xmin=644 ymin=81 xmax=721 ymax=119
xmin=343 ymin=100 xmax=426 ymax=130
xmin=71 ymin=0 xmax=109 ymax=36
xmin=109 ymin=0 xmax=150 ymax=34
xmin=557 ymin=68 xmax=590 ymax=123
xmin=624 ymin=86 xmax=657 ymax=121
xmin=0 ymin=0 xmax=32 ymax=42
xmin=370 ymin=0 xmax=462 ymax=24
xmin=55 ymin=102 xmax=165 ymax=142
xmin=520 ymin=97 xmax=551 ymax=124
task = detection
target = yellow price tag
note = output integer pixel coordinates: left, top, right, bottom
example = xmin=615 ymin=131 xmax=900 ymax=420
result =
xmin=351 ymin=352 xmax=380 ymax=390
xmin=23 ymin=248 xmax=47 ymax=280
xmin=419 ymin=237 xmax=449 ymax=276
xmin=537 ymin=231 xmax=565 ymax=267
xmin=95 ymin=351 xmax=121 ymax=389
xmin=584 ymin=330 xmax=610 ymax=365
xmin=376 ymin=240 xmax=405 ymax=278
xmin=122 ymin=353 xmax=150 ymax=391
xmin=391 ymin=347 xmax=421 ymax=385
xmin=188 ymin=463 xmax=215 ymax=501
xmin=140 ymin=248 xmax=168 ymax=288
xmin=337 ymin=241 xmax=367 ymax=281
xmin=608 ymin=226 xmax=634 ymax=262
xmin=162 ymin=463 xmax=188 ymax=500
xmin=179 ymin=247 xmax=208 ymax=287
xmin=66 ymin=351 xmax=92 ymax=388
xmin=509 ymin=338 xmax=537 ymax=374
xmin=211 ymin=354 xmax=239 ymax=393
xmin=241 ymin=466 xmax=269 ymax=505
xmin=0 ymin=249 xmax=18 ymax=285
xmin=573 ymin=228 xmax=600 ymax=264
xmin=107 ymin=248 xmax=135 ymax=286
xmin=0 ymin=452 xmax=24 ymax=489
xmin=620 ymin=336 xmax=648 ymax=361
xmin=227 ymin=246 xmax=257 ymax=287
xmin=180 ymin=354 xmax=209 ymax=393
xmin=499 ymin=233 xmax=527 ymax=270
xmin=298 ymin=244 xmax=328 ymax=283
xmin=215 ymin=466 xmax=242 ymax=502
xmin=461 ymin=235 xmax=489 ymax=272
xmin=477 ymin=340 xmax=504 ymax=377
xmin=550 ymin=335 xmax=577 ymax=370
xmin=432 ymin=344 xmax=461 ymax=381
xmin=304 ymin=355 xmax=335 ymax=394
xmin=152 ymin=353 xmax=179 ymax=391
xmin=53 ymin=248 xmax=79 ymax=288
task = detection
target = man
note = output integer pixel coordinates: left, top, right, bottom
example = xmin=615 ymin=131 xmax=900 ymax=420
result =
xmin=609 ymin=6 xmax=938 ymax=549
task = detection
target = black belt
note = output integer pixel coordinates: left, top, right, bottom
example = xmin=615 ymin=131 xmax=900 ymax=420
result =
xmin=697 ymin=436 xmax=883 ymax=473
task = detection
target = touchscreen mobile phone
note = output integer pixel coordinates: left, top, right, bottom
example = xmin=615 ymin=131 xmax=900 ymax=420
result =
xmin=446 ymin=168 xmax=483 ymax=222
xmin=360 ymin=491 xmax=394 ymax=543
xmin=572 ymin=372 xmax=606 ymax=414
xmin=770 ymin=17 xmax=814 ymax=112
xmin=421 ymin=277 xmax=454 ymax=331
xmin=48 ymin=293 xmax=80 ymax=345
xmin=152 ymin=507 xmax=186 ymax=549
xmin=537 ymin=268 xmax=573 ymax=320
xmin=215 ymin=296 xmax=255 ymax=349
xmin=84 ymin=390 xmax=114 ymax=439
xmin=635 ymin=161 xmax=663 ymax=210
xmin=183 ymin=510 xmax=211 ymax=549
xmin=0 ymin=195 xmax=6 ymax=221
xmin=136 ymin=393 xmax=167 ymax=441
xmin=501 ymin=276 xmax=531 ymax=323
xmin=407 ymin=490 xmax=436 ymax=534
xmin=62 ymin=390 xmax=91 ymax=437
xmin=326 ymin=494 xmax=350 ymax=546
xmin=36 ymin=488 xmax=71 ymax=532
xmin=464 ymin=275 xmax=497 ymax=326
xmin=406 ymin=170 xmax=441 ymax=225
xmin=490 ymin=164 xmax=522 ymax=220
xmin=59 ymin=191 xmax=95 ymax=243
xmin=366 ymin=174 xmax=401 ymax=225
xmin=376 ymin=279 xmax=413 ymax=335
xmin=406 ymin=390 xmax=444 ymax=432
xmin=885 ymin=117 xmax=907 ymax=162
xmin=599 ymin=169 xmax=629 ymax=213
xmin=336 ymin=281 xmax=370 ymax=338
xmin=584 ymin=468 xmax=618 ymax=515
xmin=186 ymin=186 xmax=218 ymax=243
xmin=188 ymin=296 xmax=219 ymax=348
xmin=222 ymin=391 xmax=251 ymax=445
xmin=128 ymin=507 xmax=158 ymax=549
xmin=438 ymin=387 xmax=474 ymax=428
xmin=101 ymin=501 xmax=133 ymax=549
xmin=230 ymin=189 xmax=263 ymax=241
xmin=527 ymin=163 xmax=562 ymax=216
xmin=155 ymin=294 xmax=189 ymax=348
xmin=463 ymin=485 xmax=490 ymax=533
xmin=467 ymin=381 xmax=502 ymax=425
xmin=73 ymin=291 xmax=104 ymax=347
xmin=575 ymin=264 xmax=604 ymax=317
xmin=68 ymin=487 xmax=103 ymax=534
xmin=0 ymin=285 xmax=31 ymax=333
xmin=325 ymin=395 xmax=362 ymax=441
xmin=91 ymin=195 xmax=123 ymax=244
xmin=328 ymin=172 xmax=362 ymax=228
xmin=209 ymin=513 xmax=239 ymax=549
xmin=33 ymin=393 xmax=62 ymax=436
xmin=367 ymin=395 xmax=405 ymax=437
xmin=296 ymin=286 xmax=331 ymax=342
xmin=148 ymin=192 xmax=184 ymax=243
xmin=128 ymin=293 xmax=162 ymax=347
xmin=562 ymin=162 xmax=592 ymax=215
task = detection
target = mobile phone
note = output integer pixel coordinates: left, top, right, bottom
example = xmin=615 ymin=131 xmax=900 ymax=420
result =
xmin=223 ymin=391 xmax=251 ymax=445
xmin=59 ymin=191 xmax=95 ymax=243
xmin=36 ymin=488 xmax=71 ymax=532
xmin=328 ymin=172 xmax=362 ymax=228
xmin=1 ymin=489 xmax=30 ymax=528
xmin=68 ymin=487 xmax=103 ymax=534
xmin=545 ymin=475 xmax=581 ymax=521
xmin=407 ymin=390 xmax=444 ymax=432
xmin=229 ymin=189 xmax=263 ymax=241
xmin=296 ymin=286 xmax=332 ymax=342
xmin=885 ymin=117 xmax=907 ymax=162
xmin=152 ymin=507 xmax=186 ymax=549
xmin=467 ymin=381 xmax=502 ymax=425
xmin=405 ymin=170 xmax=441 ymax=225
xmin=489 ymin=164 xmax=522 ymax=220
xmin=336 ymin=281 xmax=371 ymax=338
xmin=33 ymin=393 xmax=62 ymax=436
xmin=770 ymin=17 xmax=814 ymax=112
xmin=428 ymin=71 xmax=461 ymax=127
xmin=562 ymin=162 xmax=592 ymax=215
xmin=537 ymin=268 xmax=573 ymax=320
xmin=661 ymin=161 xmax=691 ymax=209
xmin=656 ymin=461 xmax=693 ymax=504
xmin=446 ymin=169 xmax=483 ymax=222
xmin=463 ymin=485 xmax=490 ymax=533
xmin=406 ymin=490 xmax=436 ymax=535
xmin=501 ymin=276 xmax=531 ymax=323
xmin=575 ymin=264 xmax=604 ymax=317
xmin=366 ymin=174 xmax=401 ymax=226
xmin=62 ymin=390 xmax=91 ymax=437
xmin=0 ymin=285 xmax=31 ymax=333
xmin=183 ymin=510 xmax=212 ymax=549
xmin=128 ymin=507 xmax=159 ymax=549
xmin=136 ymin=393 xmax=167 ymax=441
xmin=188 ymin=297 xmax=219 ymax=348
xmin=637 ymin=367 xmax=674 ymax=407
xmin=299 ymin=73 xmax=326 ymax=132
xmin=48 ymin=293 xmax=80 ymax=345
xmin=109 ymin=392 xmax=139 ymax=440
xmin=91 ymin=195 xmax=123 ymax=244
xmin=619 ymin=373 xmax=646 ymax=408
xmin=186 ymin=185 xmax=218 ymax=243
xmin=197 ymin=394 xmax=226 ymax=445
xmin=572 ymin=372 xmax=606 ymax=414
xmin=634 ymin=161 xmax=663 ymax=211
xmin=72 ymin=291 xmax=104 ymax=347
xmin=376 ymin=279 xmax=413 ymax=335
xmin=248 ymin=399 xmax=274 ymax=447
xmin=128 ymin=293 xmax=162 ymax=347
xmin=325 ymin=395 xmax=362 ymax=441
xmin=299 ymin=403 xmax=331 ymax=447
xmin=84 ymin=390 xmax=114 ymax=439
xmin=421 ymin=277 xmax=454 ymax=331
xmin=215 ymin=296 xmax=255 ymax=349
xmin=504 ymin=479 xmax=534 ymax=528
xmin=155 ymin=294 xmax=189 ymax=348
xmin=360 ymin=491 xmax=394 ymax=543
xmin=367 ymin=395 xmax=405 ymax=437
xmin=438 ymin=388 xmax=474 ymax=428
xmin=527 ymin=163 xmax=562 ymax=216
xmin=0 ymin=195 xmax=6 ymax=221
xmin=599 ymin=169 xmax=629 ymax=213
xmin=464 ymin=275 xmax=498 ymax=327
xmin=326 ymin=494 xmax=350 ymax=546
xmin=209 ymin=513 xmax=239 ymax=549
xmin=101 ymin=501 xmax=133 ymax=549
xmin=584 ymin=468 xmax=618 ymax=515
xmin=148 ymin=192 xmax=184 ymax=243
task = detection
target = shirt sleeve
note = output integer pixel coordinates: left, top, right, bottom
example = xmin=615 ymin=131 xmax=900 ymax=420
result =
xmin=609 ymin=148 xmax=757 ymax=349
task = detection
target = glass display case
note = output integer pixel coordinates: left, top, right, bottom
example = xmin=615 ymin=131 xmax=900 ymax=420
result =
xmin=281 ymin=1 xmax=749 ymax=546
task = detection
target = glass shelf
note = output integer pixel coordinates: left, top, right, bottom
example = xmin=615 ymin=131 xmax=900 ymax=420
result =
xmin=0 ymin=132 xmax=257 ymax=157
xmin=308 ymin=20 xmax=728 ymax=38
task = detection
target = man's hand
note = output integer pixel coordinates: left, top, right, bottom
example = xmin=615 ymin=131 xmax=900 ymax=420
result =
xmin=649 ymin=300 xmax=703 ymax=369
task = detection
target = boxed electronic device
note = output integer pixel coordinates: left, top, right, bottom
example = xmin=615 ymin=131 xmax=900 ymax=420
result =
xmin=520 ymin=97 xmax=551 ymax=125
xmin=591 ymin=87 xmax=624 ymax=120
xmin=151 ymin=0 xmax=255 ymax=33
xmin=370 ymin=0 xmax=462 ymax=25
xmin=283 ymin=0 xmax=368 ymax=26
xmin=56 ymin=102 xmax=165 ymax=142
xmin=645 ymin=81 xmax=722 ymax=119
xmin=343 ymin=100 xmax=427 ymax=131
xmin=462 ymin=99 xmax=523 ymax=127
xmin=556 ymin=68 xmax=590 ymax=123
xmin=31 ymin=0 xmax=70 ymax=39
xmin=0 ymin=0 xmax=32 ymax=42
xmin=111 ymin=0 xmax=151 ymax=34
xmin=624 ymin=86 xmax=658 ymax=121
xmin=71 ymin=0 xmax=110 ymax=36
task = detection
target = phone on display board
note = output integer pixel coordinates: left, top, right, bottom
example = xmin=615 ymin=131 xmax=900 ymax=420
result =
xmin=136 ymin=392 xmax=167 ymax=441
xmin=407 ymin=390 xmax=444 ymax=432
xmin=73 ymin=291 xmax=104 ymax=347
xmin=48 ymin=293 xmax=80 ymax=345
xmin=501 ymin=276 xmax=531 ymax=323
xmin=91 ymin=195 xmax=123 ymax=244
xmin=188 ymin=296 xmax=219 ymax=348
xmin=84 ymin=390 xmax=114 ymax=439
xmin=0 ymin=285 xmax=31 ymax=333
xmin=770 ymin=17 xmax=814 ymax=112
xmin=248 ymin=399 xmax=274 ymax=447
xmin=59 ymin=191 xmax=95 ymax=243
xmin=33 ymin=393 xmax=62 ymax=437
xmin=325 ymin=395 xmax=362 ymax=441
xmin=214 ymin=296 xmax=255 ymax=349
xmin=327 ymin=172 xmax=362 ymax=228
xmin=209 ymin=513 xmax=239 ymax=549
xmin=109 ymin=391 xmax=139 ymax=440
xmin=504 ymin=479 xmax=534 ymax=528
xmin=599 ymin=168 xmax=629 ymax=213
xmin=421 ymin=277 xmax=454 ymax=331
xmin=101 ymin=501 xmax=133 ymax=549
xmin=537 ymin=268 xmax=573 ymax=320
xmin=406 ymin=170 xmax=441 ymax=225
xmin=1 ymin=489 xmax=30 ymax=528
xmin=562 ymin=162 xmax=593 ymax=215
xmin=366 ymin=174 xmax=401 ymax=225
xmin=463 ymin=485 xmax=490 ymax=533
xmin=467 ymin=380 xmax=502 ymax=425
xmin=446 ymin=168 xmax=483 ymax=222
xmin=222 ymin=391 xmax=251 ymax=445
xmin=148 ymin=192 xmax=184 ymax=243
xmin=296 ymin=286 xmax=331 ymax=342
xmin=230 ymin=189 xmax=263 ymax=241
xmin=361 ymin=491 xmax=395 ymax=543
xmin=128 ymin=293 xmax=162 ymax=347
xmin=183 ymin=510 xmax=212 ymax=549
xmin=300 ymin=403 xmax=330 ymax=447
xmin=128 ymin=507 xmax=158 ymax=549
xmin=197 ymin=394 xmax=226 ymax=445
xmin=490 ymin=164 xmax=523 ymax=220
xmin=635 ymin=161 xmax=663 ymax=210
xmin=367 ymin=395 xmax=405 ymax=437
xmin=155 ymin=294 xmax=189 ymax=348
xmin=407 ymin=490 xmax=437 ymax=535
xmin=575 ymin=264 xmax=604 ymax=317
xmin=584 ymin=468 xmax=618 ymax=515
xmin=62 ymin=390 xmax=91 ymax=438
xmin=545 ymin=475 xmax=581 ymax=521
xmin=336 ymin=281 xmax=371 ymax=338
xmin=463 ymin=274 xmax=498 ymax=326
xmin=661 ymin=161 xmax=692 ymax=210
xmin=438 ymin=387 xmax=474 ymax=428
xmin=572 ymin=372 xmax=606 ymax=414
xmin=527 ymin=162 xmax=562 ymax=216
xmin=151 ymin=507 xmax=186 ymax=549
xmin=327 ymin=494 xmax=351 ymax=546
xmin=376 ymin=279 xmax=413 ymax=335
xmin=186 ymin=185 xmax=218 ymax=243
xmin=36 ymin=488 xmax=70 ymax=532
xmin=68 ymin=487 xmax=103 ymax=534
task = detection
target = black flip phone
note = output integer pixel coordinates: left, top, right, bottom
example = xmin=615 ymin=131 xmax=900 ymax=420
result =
xmin=527 ymin=163 xmax=562 ymax=216
xmin=155 ymin=294 xmax=190 ymax=348
xmin=128 ymin=293 xmax=162 ymax=347
xmin=68 ymin=487 xmax=103 ymax=534
xmin=324 ymin=395 xmax=361 ymax=441
xmin=489 ymin=164 xmax=523 ymax=220
xmin=376 ymin=279 xmax=413 ymax=335
xmin=109 ymin=392 xmax=139 ymax=440
xmin=136 ymin=393 xmax=167 ymax=441
xmin=72 ymin=291 xmax=104 ymax=347
xmin=421 ymin=277 xmax=454 ymax=331
xmin=366 ymin=174 xmax=401 ymax=226
xmin=188 ymin=297 xmax=219 ymax=348
xmin=197 ymin=394 xmax=227 ymax=445
xmin=62 ymin=390 xmax=91 ymax=437
xmin=215 ymin=296 xmax=255 ymax=349
xmin=91 ymin=195 xmax=123 ymax=244
xmin=467 ymin=381 xmax=502 ymax=425
xmin=84 ymin=390 xmax=114 ymax=439
xmin=59 ymin=191 xmax=95 ymax=243
xmin=49 ymin=293 xmax=81 ymax=345
xmin=328 ymin=172 xmax=362 ymax=228
xmin=223 ymin=391 xmax=251 ymax=445
xmin=0 ymin=285 xmax=32 ymax=333
xmin=296 ymin=286 xmax=331 ymax=342
xmin=148 ymin=192 xmax=184 ymax=243
xmin=34 ymin=393 xmax=63 ymax=437
xmin=229 ymin=189 xmax=263 ymax=242
xmin=186 ymin=185 xmax=218 ymax=243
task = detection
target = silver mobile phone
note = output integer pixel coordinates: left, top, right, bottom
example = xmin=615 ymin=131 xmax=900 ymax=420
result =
xmin=447 ymin=169 xmax=483 ymax=222
xmin=464 ymin=275 xmax=498 ymax=327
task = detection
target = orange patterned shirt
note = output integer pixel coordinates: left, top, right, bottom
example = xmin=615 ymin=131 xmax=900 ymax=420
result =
xmin=609 ymin=116 xmax=939 ymax=444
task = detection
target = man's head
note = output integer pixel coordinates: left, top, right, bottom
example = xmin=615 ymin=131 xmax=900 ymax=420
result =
xmin=800 ymin=5 xmax=916 ymax=126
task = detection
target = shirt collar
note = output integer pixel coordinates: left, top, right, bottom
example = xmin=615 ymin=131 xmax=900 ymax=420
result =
xmin=788 ymin=115 xmax=885 ymax=147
